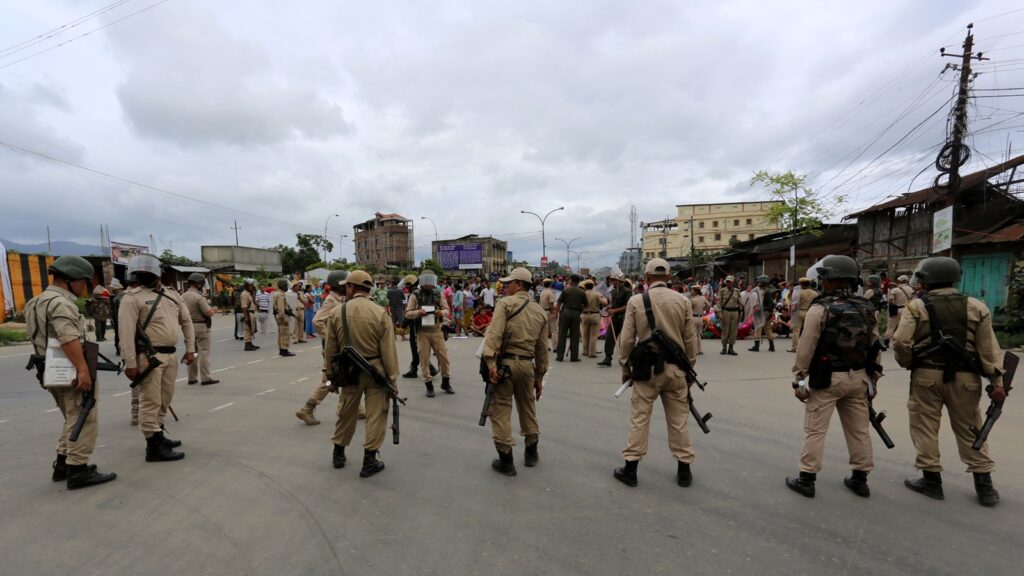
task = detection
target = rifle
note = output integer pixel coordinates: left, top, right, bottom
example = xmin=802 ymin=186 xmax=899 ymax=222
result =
xmin=613 ymin=374 xmax=711 ymax=434
xmin=479 ymin=299 xmax=531 ymax=426
xmin=971 ymin=351 xmax=1018 ymax=450
xmin=866 ymin=376 xmax=895 ymax=449
xmin=129 ymin=330 xmax=164 ymax=388
xmin=333 ymin=345 xmax=407 ymax=444
xmin=649 ymin=327 xmax=712 ymax=434
xmin=69 ymin=342 xmax=123 ymax=441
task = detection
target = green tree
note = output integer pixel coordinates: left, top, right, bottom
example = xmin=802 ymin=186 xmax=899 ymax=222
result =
xmin=419 ymin=258 xmax=443 ymax=274
xmin=159 ymin=249 xmax=196 ymax=266
xmin=750 ymin=170 xmax=841 ymax=235
xmin=296 ymin=233 xmax=333 ymax=258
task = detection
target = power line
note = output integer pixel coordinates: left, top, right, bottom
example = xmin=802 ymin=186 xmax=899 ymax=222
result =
xmin=0 ymin=0 xmax=134 ymax=59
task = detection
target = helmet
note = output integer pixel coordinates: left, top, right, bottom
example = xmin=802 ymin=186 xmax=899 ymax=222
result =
xmin=127 ymin=272 xmax=140 ymax=286
xmin=244 ymin=278 xmax=255 ymax=286
xmin=188 ymin=272 xmax=206 ymax=286
xmin=913 ymin=256 xmax=961 ymax=286
xmin=866 ymin=274 xmax=881 ymax=286
xmin=756 ymin=275 xmax=769 ymax=284
xmin=810 ymin=255 xmax=859 ymax=281
xmin=109 ymin=278 xmax=124 ymax=290
xmin=326 ymin=270 xmax=349 ymax=291
xmin=420 ymin=271 xmax=438 ymax=287
xmin=276 ymin=278 xmax=289 ymax=291
xmin=127 ymin=253 xmax=162 ymax=277
xmin=49 ymin=255 xmax=93 ymax=280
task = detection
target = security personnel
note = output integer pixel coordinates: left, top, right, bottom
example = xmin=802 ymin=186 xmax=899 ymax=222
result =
xmin=749 ymin=275 xmax=776 ymax=352
xmin=613 ymin=258 xmax=699 ymax=488
xmin=88 ymin=284 xmax=111 ymax=342
xmin=580 ymin=279 xmax=606 ymax=358
xmin=893 ymin=257 xmax=1004 ymax=506
xmin=599 ymin=275 xmax=631 ymax=366
xmin=716 ymin=275 xmax=741 ymax=355
xmin=785 ymin=255 xmax=880 ymax=498
xmin=25 ymin=255 xmax=117 ymax=489
xmin=483 ymin=268 xmax=549 ymax=475
xmin=291 ymin=281 xmax=307 ymax=344
xmin=553 ymin=274 xmax=586 ymax=362
xmin=119 ymin=254 xmax=195 ymax=462
xmin=538 ymin=278 xmax=557 ymax=350
xmin=240 ymin=278 xmax=260 ymax=351
xmin=689 ymin=285 xmax=709 ymax=355
xmin=399 ymin=274 xmax=437 ymax=379
xmin=405 ymin=271 xmax=453 ymax=397
xmin=790 ymin=277 xmax=818 ymax=353
xmin=863 ymin=274 xmax=883 ymax=327
xmin=324 ymin=270 xmax=399 ymax=477
xmin=122 ymin=274 xmax=142 ymax=425
xmin=182 ymin=273 xmax=219 ymax=385
xmin=109 ymin=278 xmax=124 ymax=355
xmin=273 ymin=279 xmax=295 ymax=357
xmin=885 ymin=274 xmax=914 ymax=348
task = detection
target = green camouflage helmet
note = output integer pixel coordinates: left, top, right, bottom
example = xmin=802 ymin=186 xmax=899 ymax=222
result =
xmin=813 ymin=254 xmax=859 ymax=281
xmin=49 ymin=255 xmax=94 ymax=280
xmin=866 ymin=274 xmax=881 ymax=286
xmin=913 ymin=256 xmax=961 ymax=286
xmin=187 ymin=272 xmax=206 ymax=285
xmin=277 ymin=278 xmax=289 ymax=291
xmin=326 ymin=270 xmax=349 ymax=291
xmin=756 ymin=275 xmax=770 ymax=284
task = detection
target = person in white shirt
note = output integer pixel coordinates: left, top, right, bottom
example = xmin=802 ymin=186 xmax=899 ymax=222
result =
xmin=481 ymin=285 xmax=496 ymax=307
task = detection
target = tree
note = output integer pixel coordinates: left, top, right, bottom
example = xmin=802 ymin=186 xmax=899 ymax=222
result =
xmin=750 ymin=170 xmax=842 ymax=236
xmin=159 ymin=249 xmax=196 ymax=266
xmin=296 ymin=233 xmax=333 ymax=259
xmin=419 ymin=258 xmax=443 ymax=274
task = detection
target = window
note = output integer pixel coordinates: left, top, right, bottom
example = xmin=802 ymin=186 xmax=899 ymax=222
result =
xmin=749 ymin=234 xmax=755 ymax=240
xmin=730 ymin=235 xmax=737 ymax=241
xmin=699 ymin=221 xmax=705 ymax=229
xmin=746 ymin=218 xmax=752 ymax=225
xmin=714 ymin=233 xmax=722 ymax=241
xmin=659 ymin=238 xmax=666 ymax=245
xmin=698 ymin=236 xmax=705 ymax=243
xmin=733 ymin=219 xmax=739 ymax=226
xmin=712 ymin=220 xmax=719 ymax=228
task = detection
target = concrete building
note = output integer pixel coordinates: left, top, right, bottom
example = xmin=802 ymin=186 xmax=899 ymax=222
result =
xmin=431 ymin=234 xmax=508 ymax=278
xmin=354 ymin=212 xmax=415 ymax=270
xmin=641 ymin=201 xmax=784 ymax=263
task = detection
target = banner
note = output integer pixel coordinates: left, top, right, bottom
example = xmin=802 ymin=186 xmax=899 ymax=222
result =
xmin=932 ymin=205 xmax=953 ymax=253
xmin=110 ymin=241 xmax=149 ymax=266
xmin=438 ymin=243 xmax=483 ymax=270
xmin=0 ymin=240 xmax=14 ymax=318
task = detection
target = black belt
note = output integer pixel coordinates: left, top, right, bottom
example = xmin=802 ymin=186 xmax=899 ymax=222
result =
xmin=582 ymin=311 xmax=598 ymax=315
xmin=563 ymin=308 xmax=582 ymax=313
xmin=692 ymin=314 xmax=702 ymax=318
xmin=723 ymin=308 xmax=740 ymax=312
xmin=154 ymin=346 xmax=176 ymax=354
xmin=503 ymin=354 xmax=534 ymax=362
xmin=830 ymin=362 xmax=865 ymax=372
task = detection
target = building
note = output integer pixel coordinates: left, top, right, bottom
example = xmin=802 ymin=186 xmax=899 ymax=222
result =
xmin=721 ymin=224 xmax=859 ymax=282
xmin=353 ymin=212 xmax=415 ymax=271
xmin=431 ymin=234 xmax=508 ymax=277
xmin=200 ymin=245 xmax=282 ymax=274
xmin=640 ymin=201 xmax=784 ymax=265
xmin=617 ymin=248 xmax=642 ymax=276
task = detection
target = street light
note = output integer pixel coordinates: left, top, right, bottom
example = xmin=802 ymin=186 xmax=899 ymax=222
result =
xmin=339 ymin=234 xmax=349 ymax=261
xmin=569 ymin=250 xmax=589 ymax=272
xmin=420 ymin=216 xmax=439 ymax=263
xmin=553 ymin=236 xmax=581 ymax=270
xmin=520 ymin=206 xmax=564 ymax=262
xmin=324 ymin=213 xmax=339 ymax=262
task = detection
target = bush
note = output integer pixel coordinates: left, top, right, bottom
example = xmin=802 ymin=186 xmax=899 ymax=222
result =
xmin=0 ymin=328 xmax=28 ymax=344
xmin=996 ymin=331 xmax=1024 ymax=350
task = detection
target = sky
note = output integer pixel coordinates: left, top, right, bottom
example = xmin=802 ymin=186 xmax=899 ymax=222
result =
xmin=2 ymin=0 xmax=1024 ymax=269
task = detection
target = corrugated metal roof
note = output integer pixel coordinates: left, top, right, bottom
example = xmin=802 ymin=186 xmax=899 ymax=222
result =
xmin=169 ymin=266 xmax=210 ymax=273
xmin=953 ymin=222 xmax=1024 ymax=245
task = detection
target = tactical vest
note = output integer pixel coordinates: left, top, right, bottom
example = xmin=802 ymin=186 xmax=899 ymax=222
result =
xmin=914 ymin=292 xmax=971 ymax=371
xmin=413 ymin=288 xmax=441 ymax=329
xmin=811 ymin=295 xmax=876 ymax=373
xmin=761 ymin=287 xmax=775 ymax=310
xmin=866 ymin=289 xmax=882 ymax=311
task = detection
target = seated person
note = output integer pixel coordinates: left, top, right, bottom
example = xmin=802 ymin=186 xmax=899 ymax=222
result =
xmin=471 ymin=304 xmax=494 ymax=336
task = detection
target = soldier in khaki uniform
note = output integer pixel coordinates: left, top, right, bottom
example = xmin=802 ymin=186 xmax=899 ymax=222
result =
xmin=716 ymin=275 xmax=741 ymax=356
xmin=689 ymin=285 xmax=709 ymax=355
xmin=599 ymin=275 xmax=632 ymax=365
xmin=553 ymin=274 xmax=587 ymax=362
xmin=790 ymin=278 xmax=818 ymax=353
xmin=291 ymin=282 xmax=307 ymax=344
xmin=483 ymin=268 xmax=549 ymax=476
xmin=119 ymin=254 xmax=195 ymax=462
xmin=613 ymin=258 xmax=699 ymax=488
xmin=863 ymin=274 xmax=883 ymax=325
xmin=273 ymin=279 xmax=295 ymax=356
xmin=324 ymin=270 xmax=400 ymax=477
xmin=182 ymin=273 xmax=219 ymax=386
xmin=580 ymin=279 xmax=606 ymax=358
xmin=538 ymin=278 xmax=557 ymax=350
xmin=749 ymin=275 xmax=776 ymax=352
xmin=885 ymin=275 xmax=914 ymax=348
xmin=893 ymin=257 xmax=1004 ymax=506
xmin=25 ymin=255 xmax=117 ymax=490
xmin=405 ymin=272 xmax=453 ymax=397
xmin=240 ymin=278 xmax=260 ymax=351
xmin=785 ymin=255 xmax=880 ymax=499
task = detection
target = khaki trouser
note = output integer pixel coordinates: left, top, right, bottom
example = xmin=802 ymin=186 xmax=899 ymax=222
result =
xmin=137 ymin=351 xmax=177 ymax=437
xmin=332 ymin=379 xmax=389 ymax=451
xmin=417 ymin=328 xmax=450 ymax=382
xmin=276 ymin=316 xmax=291 ymax=349
xmin=885 ymin=311 xmax=902 ymax=341
xmin=49 ymin=385 xmax=98 ymax=465
xmin=720 ymin=310 xmax=740 ymax=346
xmin=692 ymin=316 xmax=704 ymax=354
xmin=188 ymin=324 xmax=212 ymax=382
xmin=581 ymin=312 xmax=601 ymax=356
xmin=242 ymin=313 xmax=255 ymax=343
xmin=490 ymin=358 xmax=539 ymax=452
xmin=799 ymin=370 xmax=873 ymax=474
xmin=546 ymin=311 xmax=556 ymax=349
xmin=754 ymin=319 xmax=774 ymax=343
xmin=131 ymin=386 xmax=140 ymax=420
xmin=791 ymin=310 xmax=807 ymax=351
xmin=908 ymin=368 xmax=994 ymax=473
xmin=292 ymin=313 xmax=305 ymax=343
xmin=621 ymin=364 xmax=694 ymax=463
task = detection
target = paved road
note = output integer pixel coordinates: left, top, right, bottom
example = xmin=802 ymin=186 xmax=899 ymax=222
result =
xmin=0 ymin=315 xmax=1021 ymax=575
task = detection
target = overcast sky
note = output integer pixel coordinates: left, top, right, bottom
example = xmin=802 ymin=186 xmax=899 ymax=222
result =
xmin=2 ymin=0 xmax=1024 ymax=269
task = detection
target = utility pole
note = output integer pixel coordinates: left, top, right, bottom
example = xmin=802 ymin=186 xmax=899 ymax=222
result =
xmin=231 ymin=220 xmax=241 ymax=246
xmin=689 ymin=216 xmax=696 ymax=279
xmin=47 ymin=225 xmax=52 ymax=253
xmin=938 ymin=24 xmax=984 ymax=193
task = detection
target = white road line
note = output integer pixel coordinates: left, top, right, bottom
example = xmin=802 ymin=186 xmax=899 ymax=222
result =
xmin=0 ymin=419 xmax=10 ymax=424
xmin=246 ymin=359 xmax=264 ymax=365
xmin=45 ymin=408 xmax=60 ymax=413
xmin=176 ymin=377 xmax=187 ymax=383
xmin=113 ymin=391 xmax=130 ymax=397
xmin=97 ymin=444 xmax=106 ymax=449
xmin=212 ymin=366 xmax=234 ymax=373
xmin=297 ymin=377 xmax=308 ymax=383
xmin=255 ymin=388 xmax=276 ymax=396
xmin=215 ymin=338 xmax=234 ymax=343
xmin=209 ymin=402 xmax=234 ymax=412
xmin=0 ymin=351 xmax=30 ymax=359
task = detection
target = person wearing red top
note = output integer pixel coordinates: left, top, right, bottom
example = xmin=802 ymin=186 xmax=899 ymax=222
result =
xmin=471 ymin=304 xmax=493 ymax=336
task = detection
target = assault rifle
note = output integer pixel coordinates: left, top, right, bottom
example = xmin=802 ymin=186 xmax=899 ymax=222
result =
xmin=69 ymin=341 xmax=122 ymax=441
xmin=649 ymin=326 xmax=712 ymax=434
xmin=971 ymin=351 xmax=1018 ymax=450
xmin=333 ymin=345 xmax=406 ymax=444
xmin=129 ymin=330 xmax=163 ymax=388
xmin=866 ymin=375 xmax=895 ymax=449
xmin=479 ymin=330 xmax=512 ymax=426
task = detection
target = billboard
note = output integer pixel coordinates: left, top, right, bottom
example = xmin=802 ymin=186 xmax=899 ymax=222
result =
xmin=438 ymin=243 xmax=483 ymax=270
xmin=932 ymin=205 xmax=953 ymax=253
xmin=110 ymin=241 xmax=149 ymax=266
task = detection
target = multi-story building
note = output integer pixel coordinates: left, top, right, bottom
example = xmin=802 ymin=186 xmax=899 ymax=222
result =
xmin=353 ymin=212 xmax=414 ymax=270
xmin=641 ymin=201 xmax=783 ymax=262
xmin=431 ymin=234 xmax=508 ymax=278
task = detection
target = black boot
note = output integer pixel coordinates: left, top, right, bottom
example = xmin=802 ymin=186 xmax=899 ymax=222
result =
xmin=720 ymin=344 xmax=727 ymax=355
xmin=844 ymin=470 xmax=870 ymax=497
xmin=491 ymin=449 xmax=517 ymax=476
xmin=441 ymin=376 xmax=455 ymax=395
xmin=359 ymin=450 xmax=385 ymax=478
xmin=727 ymin=345 xmax=737 ymax=356
xmin=429 ymin=364 xmax=439 ymax=377
xmin=332 ymin=444 xmax=347 ymax=469
xmin=748 ymin=341 xmax=760 ymax=352
xmin=614 ymin=460 xmax=638 ymax=487
xmin=146 ymin=432 xmax=185 ymax=462
xmin=524 ymin=441 xmax=539 ymax=467
xmin=52 ymin=454 xmax=68 ymax=482
xmin=424 ymin=380 xmax=436 ymax=398
xmin=768 ymin=341 xmax=775 ymax=352
xmin=974 ymin=472 xmax=1000 ymax=507
xmin=160 ymin=425 xmax=182 ymax=448
xmin=904 ymin=470 xmax=944 ymax=500
xmin=66 ymin=463 xmax=116 ymax=490
xmin=597 ymin=357 xmax=612 ymax=366
xmin=279 ymin=348 xmax=295 ymax=357
xmin=403 ymin=363 xmax=418 ymax=379
xmin=244 ymin=342 xmax=259 ymax=351
xmin=785 ymin=471 xmax=816 ymax=497
xmin=677 ymin=461 xmax=692 ymax=487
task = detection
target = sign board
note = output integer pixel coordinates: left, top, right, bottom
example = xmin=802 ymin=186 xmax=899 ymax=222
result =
xmin=540 ymin=256 xmax=548 ymax=268
xmin=932 ymin=205 xmax=953 ymax=253
xmin=110 ymin=241 xmax=149 ymax=266
xmin=789 ymin=245 xmax=796 ymax=267
xmin=438 ymin=243 xmax=483 ymax=270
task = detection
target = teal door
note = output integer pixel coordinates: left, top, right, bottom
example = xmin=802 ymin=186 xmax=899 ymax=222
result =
xmin=958 ymin=254 xmax=1011 ymax=323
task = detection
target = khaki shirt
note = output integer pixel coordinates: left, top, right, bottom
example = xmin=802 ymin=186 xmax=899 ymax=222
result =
xmin=119 ymin=286 xmax=196 ymax=369
xmin=717 ymin=286 xmax=741 ymax=312
xmin=323 ymin=294 xmax=399 ymax=385
xmin=892 ymin=287 xmax=1003 ymax=386
xmin=292 ymin=290 xmax=306 ymax=312
xmin=793 ymin=299 xmax=880 ymax=378
xmin=618 ymin=282 xmax=698 ymax=375
xmin=690 ymin=295 xmax=709 ymax=317
xmin=482 ymin=291 xmax=549 ymax=379
xmin=181 ymin=288 xmax=212 ymax=325
xmin=24 ymin=286 xmax=86 ymax=354
xmin=889 ymin=284 xmax=913 ymax=310
xmin=313 ymin=291 xmax=345 ymax=337
xmin=405 ymin=290 xmax=450 ymax=330
xmin=583 ymin=290 xmax=605 ymax=313
xmin=272 ymin=291 xmax=289 ymax=319
xmin=798 ymin=288 xmax=818 ymax=312
xmin=539 ymin=288 xmax=555 ymax=312
xmin=240 ymin=290 xmax=258 ymax=314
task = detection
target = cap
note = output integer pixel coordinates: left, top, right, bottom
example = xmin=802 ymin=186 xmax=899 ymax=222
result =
xmin=109 ymin=278 xmax=123 ymax=290
xmin=93 ymin=285 xmax=107 ymax=295
xmin=799 ymin=277 xmax=810 ymax=284
xmin=690 ymin=284 xmax=701 ymax=291
xmin=187 ymin=272 xmax=206 ymax=285
xmin=624 ymin=279 xmax=634 ymax=289
xmin=542 ymin=278 xmax=552 ymax=286
xmin=347 ymin=270 xmax=374 ymax=289
xmin=581 ymin=279 xmax=594 ymax=289
xmin=897 ymin=275 xmax=909 ymax=283
xmin=644 ymin=258 xmax=670 ymax=275
xmin=244 ymin=278 xmax=256 ymax=286
xmin=500 ymin=267 xmax=533 ymax=284
xmin=725 ymin=275 xmax=735 ymax=282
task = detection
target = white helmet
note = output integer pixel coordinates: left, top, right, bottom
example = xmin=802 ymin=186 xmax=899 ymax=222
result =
xmin=419 ymin=271 xmax=438 ymax=287
xmin=127 ymin=253 xmax=162 ymax=277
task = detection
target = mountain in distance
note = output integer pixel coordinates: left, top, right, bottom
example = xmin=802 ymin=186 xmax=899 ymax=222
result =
xmin=1 ymin=239 xmax=108 ymax=257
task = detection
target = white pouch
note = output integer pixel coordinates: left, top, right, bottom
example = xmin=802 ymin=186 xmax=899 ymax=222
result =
xmin=43 ymin=338 xmax=76 ymax=388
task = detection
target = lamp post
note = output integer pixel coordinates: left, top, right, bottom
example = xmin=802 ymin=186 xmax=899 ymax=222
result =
xmin=553 ymin=236 xmax=581 ymax=271
xmin=339 ymin=234 xmax=349 ymax=261
xmin=323 ymin=213 xmax=339 ymax=263
xmin=520 ymin=206 xmax=564 ymax=263
xmin=420 ymin=216 xmax=439 ymax=263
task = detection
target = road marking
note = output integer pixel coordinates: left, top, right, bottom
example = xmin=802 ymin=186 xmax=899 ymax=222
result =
xmin=0 ymin=351 xmax=30 ymax=359
xmin=0 ymin=419 xmax=9 ymax=424
xmin=97 ymin=444 xmax=107 ymax=449
xmin=212 ymin=366 xmax=234 ymax=373
xmin=246 ymin=359 xmax=264 ymax=365
xmin=209 ymin=402 xmax=234 ymax=412
xmin=255 ymin=388 xmax=276 ymax=396
xmin=45 ymin=408 xmax=60 ymax=413
xmin=215 ymin=338 xmax=234 ymax=343
xmin=113 ymin=391 xmax=130 ymax=397
xmin=297 ymin=377 xmax=308 ymax=383
xmin=176 ymin=377 xmax=187 ymax=382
